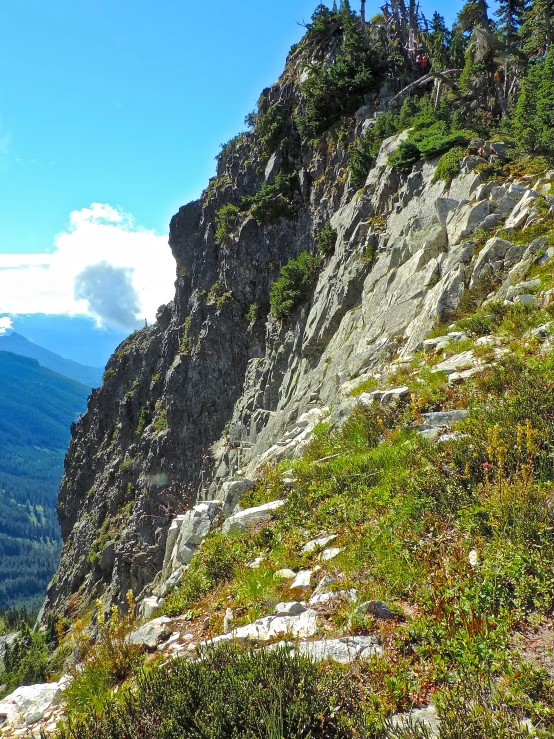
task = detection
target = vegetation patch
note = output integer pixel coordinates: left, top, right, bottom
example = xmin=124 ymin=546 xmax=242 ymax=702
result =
xmin=255 ymin=97 xmax=289 ymax=158
xmin=214 ymin=203 xmax=240 ymax=246
xmin=241 ymin=172 xmax=298 ymax=227
xmin=54 ymin=645 xmax=365 ymax=739
xmin=433 ymin=146 xmax=466 ymax=184
xmin=317 ymin=220 xmax=338 ymax=256
xmin=296 ymin=6 xmax=384 ymax=138
xmin=269 ymin=251 xmax=321 ymax=320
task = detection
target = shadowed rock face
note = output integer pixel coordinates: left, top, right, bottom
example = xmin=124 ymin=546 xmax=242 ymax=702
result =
xmin=43 ymin=38 xmax=533 ymax=623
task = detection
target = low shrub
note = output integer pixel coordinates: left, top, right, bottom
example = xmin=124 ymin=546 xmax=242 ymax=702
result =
xmin=241 ymin=172 xmax=298 ymax=226
xmin=255 ymin=98 xmax=289 ymax=158
xmin=389 ymin=123 xmax=474 ymax=174
xmin=317 ymin=220 xmax=338 ymax=256
xmin=214 ymin=203 xmax=239 ymax=245
xmin=62 ymin=593 xmax=143 ymax=720
xmin=348 ymin=112 xmax=400 ymax=186
xmin=433 ymin=146 xmax=465 ymax=184
xmin=269 ymin=251 xmax=321 ymax=320
xmin=388 ymin=140 xmax=421 ymax=172
xmin=135 ymin=408 xmax=149 ymax=437
xmin=54 ymin=645 xmax=365 ymax=739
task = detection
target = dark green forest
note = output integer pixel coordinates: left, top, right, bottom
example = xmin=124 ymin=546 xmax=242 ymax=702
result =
xmin=0 ymin=351 xmax=89 ymax=609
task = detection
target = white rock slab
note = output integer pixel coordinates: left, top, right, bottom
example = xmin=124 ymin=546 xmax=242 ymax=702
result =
xmin=302 ymin=535 xmax=337 ymax=554
xmin=128 ymin=616 xmax=172 ymax=650
xmin=0 ymin=681 xmax=65 ymax=728
xmin=201 ymin=609 xmax=319 ymax=647
xmin=274 ymin=601 xmax=307 ymax=616
xmin=290 ymin=570 xmax=313 ymax=593
xmin=222 ymin=500 xmax=285 ymax=535
xmin=294 ymin=636 xmax=382 ymax=664
xmin=320 ymin=547 xmax=342 ymax=561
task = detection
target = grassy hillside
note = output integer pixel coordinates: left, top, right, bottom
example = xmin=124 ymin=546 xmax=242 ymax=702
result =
xmin=0 ymin=351 xmax=90 ymax=609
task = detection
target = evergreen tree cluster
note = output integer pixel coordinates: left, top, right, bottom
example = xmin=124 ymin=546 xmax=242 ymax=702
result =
xmin=295 ymin=0 xmax=554 ymax=159
xmin=0 ymin=351 xmax=89 ymax=609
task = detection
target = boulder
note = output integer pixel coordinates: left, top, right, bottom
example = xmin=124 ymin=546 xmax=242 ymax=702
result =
xmin=274 ymin=568 xmax=297 ymax=581
xmin=320 ymin=547 xmax=342 ymax=561
xmin=0 ymin=681 xmax=66 ymax=728
xmin=432 ymin=350 xmax=475 ymax=375
xmin=274 ymin=601 xmax=307 ymax=616
xmin=503 ymin=189 xmax=539 ymax=230
xmin=162 ymin=501 xmax=222 ymax=578
xmin=391 ymin=704 xmax=439 ymax=736
xmin=446 ymin=200 xmax=490 ymax=245
xmin=176 ymin=501 xmax=222 ymax=564
xmin=139 ymin=596 xmax=163 ymax=621
xmin=309 ymin=589 xmax=358 ymax=606
xmin=470 ymin=237 xmax=515 ymax=288
xmin=417 ymin=410 xmax=469 ymax=430
xmin=289 ymin=570 xmax=313 ymax=593
xmin=201 ymin=609 xmax=319 ymax=647
xmin=293 ymin=635 xmax=382 ymax=664
xmin=358 ymin=386 xmax=409 ymax=406
xmin=514 ymin=294 xmax=538 ymax=307
xmin=128 ymin=616 xmax=172 ymax=651
xmin=218 ymin=479 xmax=253 ymax=518
xmin=353 ymin=600 xmax=396 ymax=620
xmin=302 ymin=534 xmax=337 ymax=554
xmin=311 ymin=574 xmax=336 ymax=596
xmin=222 ymin=500 xmax=285 ymax=535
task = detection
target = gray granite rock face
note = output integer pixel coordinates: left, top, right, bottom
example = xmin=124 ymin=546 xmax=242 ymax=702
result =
xmin=42 ymin=39 xmax=548 ymax=622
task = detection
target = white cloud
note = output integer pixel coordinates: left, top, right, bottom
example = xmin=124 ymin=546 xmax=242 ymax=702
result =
xmin=0 ymin=317 xmax=13 ymax=335
xmin=0 ymin=203 xmax=175 ymax=329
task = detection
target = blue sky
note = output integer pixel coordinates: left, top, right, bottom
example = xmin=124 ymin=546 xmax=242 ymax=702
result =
xmin=0 ymin=0 xmax=464 ymax=332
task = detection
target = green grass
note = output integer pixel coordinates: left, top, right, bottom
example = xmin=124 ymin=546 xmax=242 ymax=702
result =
xmin=51 ymin=242 xmax=554 ymax=734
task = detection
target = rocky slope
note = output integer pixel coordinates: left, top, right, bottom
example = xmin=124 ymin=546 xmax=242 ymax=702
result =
xmin=40 ymin=36 xmax=551 ymax=627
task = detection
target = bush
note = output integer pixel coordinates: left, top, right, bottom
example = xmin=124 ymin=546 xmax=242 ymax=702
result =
xmin=241 ymin=172 xmax=298 ymax=226
xmin=53 ymin=645 xmax=365 ymax=739
xmin=388 ymin=140 xmax=421 ymax=172
xmin=348 ymin=112 xmax=400 ymax=186
xmin=296 ymin=9 xmax=383 ymax=138
xmin=269 ymin=251 xmax=321 ymax=320
xmin=255 ymin=99 xmax=289 ymax=158
xmin=135 ymin=408 xmax=149 ymax=437
xmin=63 ymin=593 xmax=143 ymax=720
xmin=433 ymin=146 xmax=465 ymax=184
xmin=317 ymin=221 xmax=338 ymax=256
xmin=214 ymin=203 xmax=239 ymax=246
xmin=207 ymin=279 xmax=231 ymax=308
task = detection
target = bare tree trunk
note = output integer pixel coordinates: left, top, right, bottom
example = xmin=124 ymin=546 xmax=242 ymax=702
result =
xmin=547 ymin=0 xmax=552 ymax=48
xmin=361 ymin=0 xmax=366 ymax=25
xmin=434 ymin=78 xmax=443 ymax=108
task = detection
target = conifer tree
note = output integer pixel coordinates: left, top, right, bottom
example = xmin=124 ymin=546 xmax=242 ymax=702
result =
xmin=513 ymin=63 xmax=542 ymax=149
xmin=428 ymin=12 xmax=452 ymax=68
xmin=495 ymin=0 xmax=526 ymax=51
xmin=520 ymin=0 xmax=553 ymax=55
xmin=537 ymin=46 xmax=554 ymax=150
xmin=457 ymin=0 xmax=490 ymax=32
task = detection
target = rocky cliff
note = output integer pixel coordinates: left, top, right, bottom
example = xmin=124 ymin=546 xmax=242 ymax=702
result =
xmin=41 ymin=29 xmax=548 ymax=624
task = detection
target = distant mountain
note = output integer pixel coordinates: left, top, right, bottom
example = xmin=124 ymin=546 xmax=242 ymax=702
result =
xmin=0 ymin=351 xmax=90 ymax=609
xmin=1 ymin=314 xmax=131 ymax=366
xmin=0 ymin=332 xmax=103 ymax=388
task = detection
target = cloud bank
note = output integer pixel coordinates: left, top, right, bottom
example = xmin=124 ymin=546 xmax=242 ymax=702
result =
xmin=0 ymin=204 xmax=175 ymax=329
xmin=0 ymin=317 xmax=13 ymax=335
